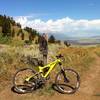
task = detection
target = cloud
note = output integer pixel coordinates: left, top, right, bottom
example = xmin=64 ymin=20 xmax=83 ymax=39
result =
xmin=14 ymin=16 xmax=100 ymax=37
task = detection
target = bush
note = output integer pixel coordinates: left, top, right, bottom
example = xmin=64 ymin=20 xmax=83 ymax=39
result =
xmin=55 ymin=40 xmax=61 ymax=44
xmin=24 ymin=40 xmax=32 ymax=45
xmin=48 ymin=35 xmax=55 ymax=43
xmin=0 ymin=34 xmax=12 ymax=44
xmin=64 ymin=40 xmax=71 ymax=47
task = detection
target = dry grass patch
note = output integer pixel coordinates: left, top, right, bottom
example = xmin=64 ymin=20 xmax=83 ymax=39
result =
xmin=59 ymin=47 xmax=95 ymax=76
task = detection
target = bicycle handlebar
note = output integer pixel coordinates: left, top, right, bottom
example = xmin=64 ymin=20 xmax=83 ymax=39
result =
xmin=50 ymin=54 xmax=64 ymax=60
xmin=56 ymin=54 xmax=63 ymax=59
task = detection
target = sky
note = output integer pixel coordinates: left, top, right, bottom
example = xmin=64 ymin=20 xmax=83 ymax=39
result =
xmin=0 ymin=0 xmax=100 ymax=38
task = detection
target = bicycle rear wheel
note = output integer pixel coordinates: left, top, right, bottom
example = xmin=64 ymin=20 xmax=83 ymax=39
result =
xmin=55 ymin=68 xmax=80 ymax=94
xmin=13 ymin=68 xmax=36 ymax=94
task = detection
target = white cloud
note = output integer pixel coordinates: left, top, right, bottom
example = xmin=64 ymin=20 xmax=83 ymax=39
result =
xmin=14 ymin=16 xmax=100 ymax=37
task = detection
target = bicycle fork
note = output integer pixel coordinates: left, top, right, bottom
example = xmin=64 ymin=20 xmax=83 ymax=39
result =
xmin=61 ymin=70 xmax=70 ymax=83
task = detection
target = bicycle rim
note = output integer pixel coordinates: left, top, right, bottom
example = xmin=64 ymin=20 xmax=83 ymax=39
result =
xmin=55 ymin=69 xmax=80 ymax=94
xmin=13 ymin=68 xmax=36 ymax=93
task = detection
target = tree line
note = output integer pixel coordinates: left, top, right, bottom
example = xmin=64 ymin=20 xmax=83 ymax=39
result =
xmin=0 ymin=14 xmax=21 ymax=36
xmin=0 ymin=14 xmax=70 ymax=46
xmin=0 ymin=14 xmax=57 ymax=43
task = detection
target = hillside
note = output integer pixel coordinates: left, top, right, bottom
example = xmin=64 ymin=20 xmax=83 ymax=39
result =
xmin=0 ymin=14 xmax=100 ymax=100
xmin=0 ymin=44 xmax=100 ymax=100
xmin=0 ymin=15 xmax=40 ymax=45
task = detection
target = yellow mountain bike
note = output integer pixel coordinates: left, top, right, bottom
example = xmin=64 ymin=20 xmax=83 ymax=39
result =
xmin=12 ymin=54 xmax=80 ymax=94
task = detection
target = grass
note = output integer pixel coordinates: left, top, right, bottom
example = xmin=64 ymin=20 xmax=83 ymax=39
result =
xmin=0 ymin=43 xmax=99 ymax=95
xmin=59 ymin=47 xmax=96 ymax=76
xmin=94 ymin=93 xmax=100 ymax=96
xmin=0 ymin=34 xmax=12 ymax=44
xmin=36 ymin=84 xmax=55 ymax=96
xmin=94 ymin=47 xmax=100 ymax=57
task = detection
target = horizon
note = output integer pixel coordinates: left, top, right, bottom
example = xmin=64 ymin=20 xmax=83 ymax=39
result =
xmin=0 ymin=0 xmax=100 ymax=38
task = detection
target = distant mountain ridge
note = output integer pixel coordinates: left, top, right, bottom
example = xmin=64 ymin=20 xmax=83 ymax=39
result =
xmin=66 ymin=36 xmax=100 ymax=45
xmin=49 ymin=33 xmax=100 ymax=45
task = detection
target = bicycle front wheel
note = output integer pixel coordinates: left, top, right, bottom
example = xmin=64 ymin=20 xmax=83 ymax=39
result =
xmin=55 ymin=68 xmax=80 ymax=94
xmin=13 ymin=68 xmax=36 ymax=94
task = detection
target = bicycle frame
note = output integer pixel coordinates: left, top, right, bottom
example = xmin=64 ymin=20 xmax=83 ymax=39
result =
xmin=39 ymin=59 xmax=61 ymax=78
xmin=25 ymin=58 xmax=61 ymax=82
xmin=13 ymin=54 xmax=80 ymax=94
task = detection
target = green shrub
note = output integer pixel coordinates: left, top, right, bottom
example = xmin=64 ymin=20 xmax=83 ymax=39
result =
xmin=0 ymin=34 xmax=12 ymax=44
xmin=24 ymin=40 xmax=32 ymax=45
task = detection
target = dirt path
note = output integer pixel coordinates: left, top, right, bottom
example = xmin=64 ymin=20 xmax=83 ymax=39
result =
xmin=0 ymin=54 xmax=100 ymax=100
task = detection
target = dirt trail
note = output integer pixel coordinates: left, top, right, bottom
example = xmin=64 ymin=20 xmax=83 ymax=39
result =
xmin=0 ymin=54 xmax=100 ymax=100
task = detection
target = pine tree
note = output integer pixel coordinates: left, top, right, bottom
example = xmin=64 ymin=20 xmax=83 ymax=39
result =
xmin=2 ymin=20 xmax=11 ymax=36
xmin=48 ymin=35 xmax=56 ymax=43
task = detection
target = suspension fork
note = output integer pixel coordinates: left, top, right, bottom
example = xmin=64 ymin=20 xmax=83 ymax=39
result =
xmin=59 ymin=63 xmax=69 ymax=83
xmin=61 ymin=70 xmax=69 ymax=83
